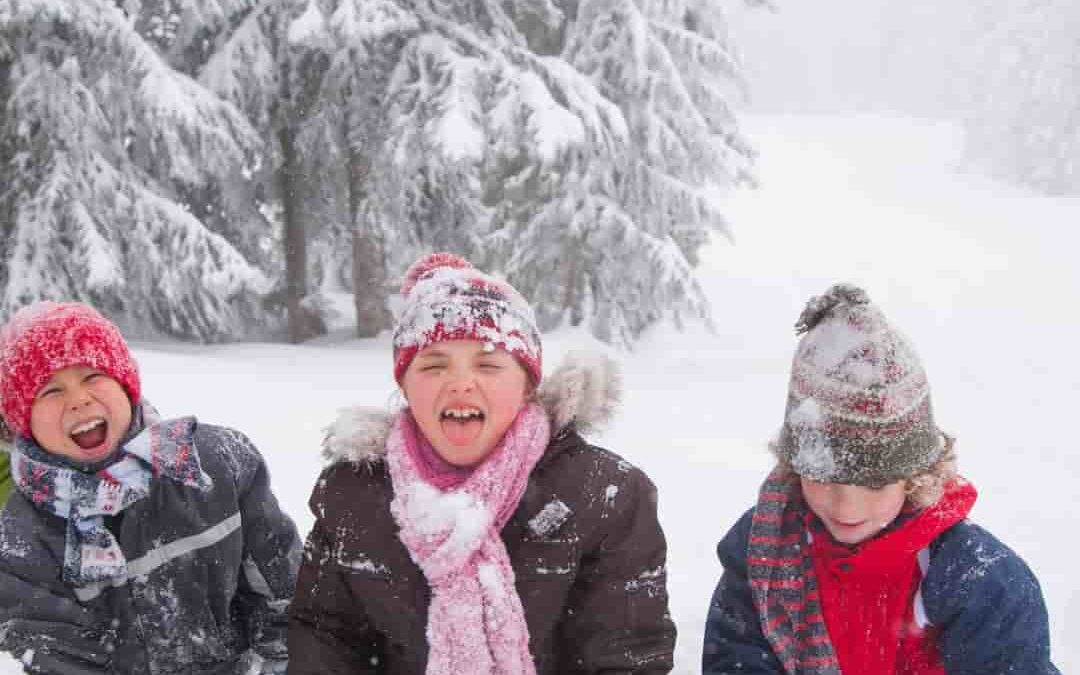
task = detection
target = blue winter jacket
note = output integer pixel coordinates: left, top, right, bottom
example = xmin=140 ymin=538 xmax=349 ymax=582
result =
xmin=0 ymin=421 xmax=301 ymax=674
xmin=703 ymin=508 xmax=1061 ymax=674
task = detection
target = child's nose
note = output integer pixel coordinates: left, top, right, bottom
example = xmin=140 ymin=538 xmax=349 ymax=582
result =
xmin=446 ymin=371 xmax=476 ymax=394
xmin=67 ymin=388 xmax=92 ymax=410
xmin=829 ymin=484 xmax=864 ymax=512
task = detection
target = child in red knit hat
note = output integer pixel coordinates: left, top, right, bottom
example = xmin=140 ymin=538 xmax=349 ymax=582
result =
xmin=288 ymin=253 xmax=676 ymax=675
xmin=703 ymin=284 xmax=1061 ymax=675
xmin=0 ymin=301 xmax=300 ymax=674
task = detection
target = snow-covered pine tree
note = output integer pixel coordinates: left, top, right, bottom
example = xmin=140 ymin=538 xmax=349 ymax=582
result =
xmin=963 ymin=0 xmax=1080 ymax=195
xmin=513 ymin=0 xmax=756 ymax=344
xmin=201 ymin=0 xmax=366 ymax=340
xmin=0 ymin=0 xmax=272 ymax=340
xmin=344 ymin=0 xmax=755 ymax=346
xmin=322 ymin=0 xmax=421 ymax=336
xmin=119 ymin=0 xmax=278 ymax=274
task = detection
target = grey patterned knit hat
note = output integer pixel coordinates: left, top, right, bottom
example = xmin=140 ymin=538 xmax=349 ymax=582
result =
xmin=775 ymin=284 xmax=943 ymax=487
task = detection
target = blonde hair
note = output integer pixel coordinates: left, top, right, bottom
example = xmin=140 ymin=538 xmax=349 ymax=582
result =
xmin=771 ymin=432 xmax=959 ymax=509
xmin=903 ymin=433 xmax=958 ymax=508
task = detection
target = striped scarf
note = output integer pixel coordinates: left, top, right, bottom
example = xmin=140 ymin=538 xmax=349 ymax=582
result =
xmin=748 ymin=466 xmax=841 ymax=675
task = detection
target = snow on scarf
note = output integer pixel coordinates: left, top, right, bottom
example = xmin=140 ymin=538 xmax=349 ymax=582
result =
xmin=10 ymin=408 xmax=212 ymax=586
xmin=386 ymin=402 xmax=551 ymax=675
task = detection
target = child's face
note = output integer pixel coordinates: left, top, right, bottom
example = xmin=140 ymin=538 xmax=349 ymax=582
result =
xmin=401 ymin=340 xmax=531 ymax=467
xmin=800 ymin=476 xmax=907 ymax=545
xmin=29 ymin=365 xmax=133 ymax=464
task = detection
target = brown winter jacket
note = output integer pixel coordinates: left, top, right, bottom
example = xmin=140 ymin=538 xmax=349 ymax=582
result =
xmin=287 ymin=354 xmax=676 ymax=674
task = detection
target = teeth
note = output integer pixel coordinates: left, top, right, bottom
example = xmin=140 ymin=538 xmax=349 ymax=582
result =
xmin=442 ymin=408 xmax=482 ymax=419
xmin=70 ymin=419 xmax=105 ymax=435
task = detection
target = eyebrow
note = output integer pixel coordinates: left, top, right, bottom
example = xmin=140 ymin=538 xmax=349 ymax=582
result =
xmin=416 ymin=349 xmax=451 ymax=359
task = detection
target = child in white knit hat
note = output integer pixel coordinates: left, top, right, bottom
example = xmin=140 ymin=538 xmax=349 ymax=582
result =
xmin=703 ymin=284 xmax=1060 ymax=675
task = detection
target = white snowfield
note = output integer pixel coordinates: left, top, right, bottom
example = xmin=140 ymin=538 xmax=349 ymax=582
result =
xmin=2 ymin=114 xmax=1076 ymax=672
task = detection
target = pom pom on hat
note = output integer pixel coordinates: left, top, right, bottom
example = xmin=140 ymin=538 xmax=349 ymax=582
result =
xmin=776 ymin=284 xmax=942 ymax=487
xmin=0 ymin=302 xmax=141 ymax=438
xmin=401 ymin=253 xmax=473 ymax=297
xmin=392 ymin=253 xmax=542 ymax=384
xmin=794 ymin=283 xmax=870 ymax=335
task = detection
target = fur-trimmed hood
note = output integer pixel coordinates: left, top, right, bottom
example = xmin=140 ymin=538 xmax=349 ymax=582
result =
xmin=322 ymin=351 xmax=621 ymax=465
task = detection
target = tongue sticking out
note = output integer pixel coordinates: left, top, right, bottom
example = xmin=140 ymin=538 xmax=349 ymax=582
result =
xmin=71 ymin=423 xmax=108 ymax=450
xmin=441 ymin=417 xmax=484 ymax=447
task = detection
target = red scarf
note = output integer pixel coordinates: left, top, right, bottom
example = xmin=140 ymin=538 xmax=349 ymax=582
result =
xmin=809 ymin=480 xmax=976 ymax=675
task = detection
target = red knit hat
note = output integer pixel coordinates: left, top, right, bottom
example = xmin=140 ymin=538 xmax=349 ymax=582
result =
xmin=392 ymin=253 xmax=542 ymax=384
xmin=775 ymin=284 xmax=942 ymax=487
xmin=0 ymin=302 xmax=141 ymax=438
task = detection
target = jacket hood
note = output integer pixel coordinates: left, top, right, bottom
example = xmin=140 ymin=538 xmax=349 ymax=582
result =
xmin=322 ymin=351 xmax=621 ymax=465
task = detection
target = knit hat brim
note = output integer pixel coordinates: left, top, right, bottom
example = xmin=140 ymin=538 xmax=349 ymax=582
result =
xmin=777 ymin=395 xmax=944 ymax=487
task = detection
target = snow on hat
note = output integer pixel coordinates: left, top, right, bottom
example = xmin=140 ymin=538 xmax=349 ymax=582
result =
xmin=392 ymin=253 xmax=542 ymax=384
xmin=775 ymin=284 xmax=942 ymax=487
xmin=0 ymin=302 xmax=141 ymax=438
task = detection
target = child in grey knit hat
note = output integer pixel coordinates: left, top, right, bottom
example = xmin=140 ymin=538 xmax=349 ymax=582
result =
xmin=703 ymin=283 xmax=1060 ymax=675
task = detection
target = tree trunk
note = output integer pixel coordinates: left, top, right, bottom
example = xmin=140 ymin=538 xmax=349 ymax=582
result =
xmin=277 ymin=122 xmax=310 ymax=344
xmin=352 ymin=232 xmax=389 ymax=337
xmin=345 ymin=106 xmax=390 ymax=338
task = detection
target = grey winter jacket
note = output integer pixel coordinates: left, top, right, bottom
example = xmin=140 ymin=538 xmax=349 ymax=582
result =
xmin=0 ymin=422 xmax=301 ymax=674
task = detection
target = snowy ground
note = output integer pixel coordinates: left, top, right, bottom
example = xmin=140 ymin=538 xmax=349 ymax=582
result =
xmin=3 ymin=113 xmax=1077 ymax=672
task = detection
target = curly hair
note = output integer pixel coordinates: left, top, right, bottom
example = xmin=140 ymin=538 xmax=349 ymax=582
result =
xmin=770 ymin=433 xmax=959 ymax=509
xmin=903 ymin=433 xmax=958 ymax=508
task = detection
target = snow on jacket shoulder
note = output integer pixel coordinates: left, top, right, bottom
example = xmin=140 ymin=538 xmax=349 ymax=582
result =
xmin=923 ymin=521 xmax=1060 ymax=674
xmin=288 ymin=352 xmax=677 ymax=675
xmin=703 ymin=508 xmax=1061 ymax=675
xmin=0 ymin=421 xmax=301 ymax=675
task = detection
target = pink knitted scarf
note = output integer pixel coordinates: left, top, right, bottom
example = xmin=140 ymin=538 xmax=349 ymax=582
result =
xmin=386 ymin=402 xmax=551 ymax=675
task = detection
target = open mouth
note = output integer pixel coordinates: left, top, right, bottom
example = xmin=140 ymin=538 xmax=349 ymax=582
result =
xmin=69 ymin=418 xmax=108 ymax=451
xmin=439 ymin=407 xmax=485 ymax=447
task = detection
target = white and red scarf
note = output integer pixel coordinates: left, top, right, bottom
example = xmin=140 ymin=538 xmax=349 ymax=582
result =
xmin=385 ymin=402 xmax=551 ymax=675
xmin=10 ymin=405 xmax=212 ymax=586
